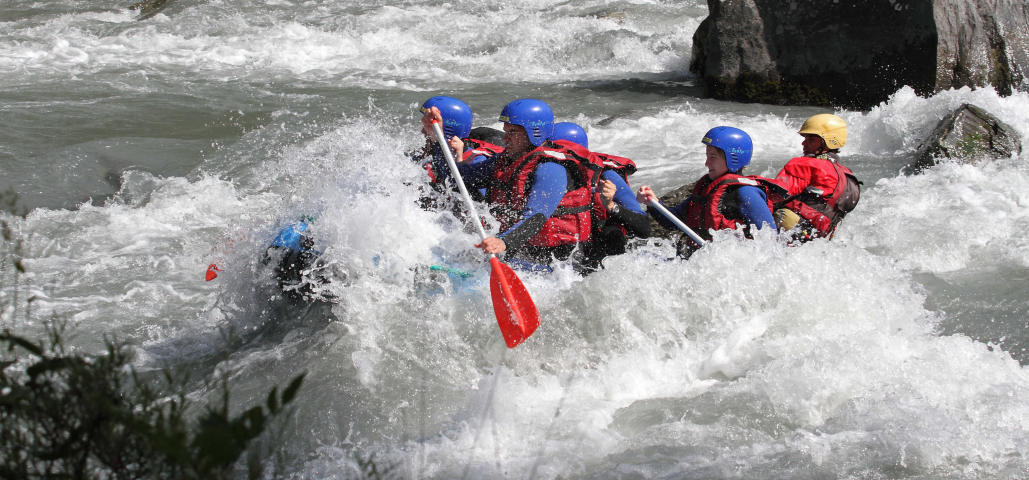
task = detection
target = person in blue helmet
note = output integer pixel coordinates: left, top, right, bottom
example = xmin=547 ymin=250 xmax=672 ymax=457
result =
xmin=550 ymin=122 xmax=651 ymax=271
xmin=446 ymin=99 xmax=600 ymax=271
xmin=551 ymin=121 xmax=589 ymax=149
xmin=414 ymin=96 xmax=504 ymax=201
xmin=636 ymin=126 xmax=777 ymax=257
xmin=262 ymin=215 xmax=332 ymax=303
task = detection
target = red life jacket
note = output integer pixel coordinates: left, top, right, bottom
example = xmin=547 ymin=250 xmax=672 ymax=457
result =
xmin=423 ymin=138 xmax=504 ymax=185
xmin=463 ymin=138 xmax=504 ymax=162
xmin=550 ymin=140 xmax=638 ymax=230
xmin=772 ymin=156 xmax=861 ymax=237
xmin=592 ymin=152 xmax=637 ymax=178
xmin=588 ymin=151 xmax=637 ymax=227
xmin=486 ymin=141 xmax=602 ymax=247
xmin=683 ymin=173 xmax=775 ymax=240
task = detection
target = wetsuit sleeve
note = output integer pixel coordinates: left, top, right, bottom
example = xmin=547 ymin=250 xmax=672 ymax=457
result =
xmin=736 ymin=185 xmax=776 ymax=230
xmin=455 ymin=154 xmax=497 ymax=190
xmin=463 ymin=153 xmax=490 ymax=167
xmin=413 ymin=145 xmax=462 ymax=187
xmin=498 ymin=162 xmax=568 ymax=251
xmin=612 ymin=207 xmax=652 ymax=238
xmin=601 ymin=171 xmax=644 ymax=213
xmin=647 ymin=198 xmax=691 ymax=231
xmin=600 ymin=171 xmax=650 ymax=237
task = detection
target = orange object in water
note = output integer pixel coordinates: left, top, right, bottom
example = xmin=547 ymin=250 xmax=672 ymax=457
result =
xmin=489 ymin=257 xmax=540 ymax=348
xmin=205 ymin=264 xmax=221 ymax=281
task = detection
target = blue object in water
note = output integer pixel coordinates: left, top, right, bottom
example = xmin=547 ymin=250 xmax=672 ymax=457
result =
xmin=505 ymin=257 xmax=554 ymax=274
xmin=270 ymin=221 xmax=310 ymax=251
xmin=428 ymin=264 xmax=474 ymax=279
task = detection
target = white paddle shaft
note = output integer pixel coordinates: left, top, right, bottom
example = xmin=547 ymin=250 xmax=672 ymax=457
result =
xmin=431 ymin=121 xmax=491 ymax=243
xmin=648 ymin=199 xmax=706 ymax=246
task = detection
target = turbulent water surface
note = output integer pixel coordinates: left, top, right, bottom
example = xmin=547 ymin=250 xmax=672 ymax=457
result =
xmin=2 ymin=1 xmax=1028 ymax=478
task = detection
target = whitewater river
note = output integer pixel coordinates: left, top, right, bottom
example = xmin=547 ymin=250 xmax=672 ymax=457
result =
xmin=2 ymin=1 xmax=1028 ymax=478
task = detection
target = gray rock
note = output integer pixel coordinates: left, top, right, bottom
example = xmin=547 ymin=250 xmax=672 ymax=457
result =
xmin=129 ymin=0 xmax=170 ymax=20
xmin=648 ymin=182 xmax=696 ymax=239
xmin=657 ymin=183 xmax=695 ymax=211
xmin=690 ymin=0 xmax=1029 ymax=109
xmin=935 ymin=0 xmax=1029 ymax=96
xmin=904 ymin=103 xmax=1022 ymax=174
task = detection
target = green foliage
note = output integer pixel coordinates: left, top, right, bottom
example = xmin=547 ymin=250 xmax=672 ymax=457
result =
xmin=0 ymin=189 xmax=387 ymax=478
xmin=953 ymin=131 xmax=988 ymax=158
xmin=0 ymin=321 xmax=305 ymax=479
xmin=707 ymin=74 xmax=832 ymax=108
xmin=0 ymin=188 xmax=25 ymax=218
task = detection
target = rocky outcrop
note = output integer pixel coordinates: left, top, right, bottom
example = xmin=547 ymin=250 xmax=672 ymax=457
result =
xmin=690 ymin=0 xmax=1029 ymax=110
xmin=935 ymin=0 xmax=1029 ymax=96
xmin=129 ymin=0 xmax=170 ymax=20
xmin=904 ymin=103 xmax=1022 ymax=174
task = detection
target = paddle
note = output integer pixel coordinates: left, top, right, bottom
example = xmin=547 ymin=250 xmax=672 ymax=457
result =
xmin=430 ymin=118 xmax=540 ymax=348
xmin=205 ymin=263 xmax=221 ymax=281
xmin=647 ymin=199 xmax=707 ymax=247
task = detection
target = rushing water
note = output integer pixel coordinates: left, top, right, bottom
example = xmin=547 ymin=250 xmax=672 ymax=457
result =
xmin=2 ymin=1 xmax=1028 ymax=478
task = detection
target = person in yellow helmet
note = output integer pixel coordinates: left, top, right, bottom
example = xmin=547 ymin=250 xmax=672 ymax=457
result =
xmin=770 ymin=114 xmax=862 ymax=241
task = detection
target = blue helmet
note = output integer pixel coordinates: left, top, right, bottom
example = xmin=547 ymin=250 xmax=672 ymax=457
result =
xmin=499 ymin=99 xmax=554 ymax=147
xmin=701 ymin=126 xmax=753 ymax=172
xmin=421 ymin=96 xmax=473 ymax=140
xmin=551 ymin=122 xmax=588 ymax=149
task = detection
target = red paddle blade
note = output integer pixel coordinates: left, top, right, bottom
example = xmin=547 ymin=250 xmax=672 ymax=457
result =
xmin=489 ymin=257 xmax=540 ymax=348
xmin=205 ymin=264 xmax=221 ymax=281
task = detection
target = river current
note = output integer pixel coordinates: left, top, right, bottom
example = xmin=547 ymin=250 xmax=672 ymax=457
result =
xmin=1 ymin=1 xmax=1027 ymax=478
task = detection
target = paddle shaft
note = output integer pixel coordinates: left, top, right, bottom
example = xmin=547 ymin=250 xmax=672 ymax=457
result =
xmin=648 ymin=199 xmax=707 ymax=246
xmin=431 ymin=121 xmax=492 ymax=243
xmin=432 ymin=120 xmax=540 ymax=348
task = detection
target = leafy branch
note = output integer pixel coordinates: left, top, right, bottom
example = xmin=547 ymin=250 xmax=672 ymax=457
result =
xmin=0 ymin=321 xmax=304 ymax=479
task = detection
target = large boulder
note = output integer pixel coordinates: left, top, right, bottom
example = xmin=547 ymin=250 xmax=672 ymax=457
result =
xmin=690 ymin=0 xmax=1029 ymax=109
xmin=903 ymin=103 xmax=1022 ymax=174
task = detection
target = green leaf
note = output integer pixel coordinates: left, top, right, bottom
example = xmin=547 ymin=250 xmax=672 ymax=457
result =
xmin=26 ymin=357 xmax=74 ymax=377
xmin=242 ymin=406 xmax=265 ymax=438
xmin=266 ymin=386 xmax=279 ymax=414
xmin=281 ymin=373 xmax=305 ymax=405
xmin=1 ymin=333 xmax=43 ymax=356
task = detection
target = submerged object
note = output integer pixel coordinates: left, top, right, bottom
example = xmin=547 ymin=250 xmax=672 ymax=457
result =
xmin=428 ymin=264 xmax=474 ymax=279
xmin=413 ymin=262 xmax=480 ymax=297
xmin=264 ymin=218 xmax=331 ymax=304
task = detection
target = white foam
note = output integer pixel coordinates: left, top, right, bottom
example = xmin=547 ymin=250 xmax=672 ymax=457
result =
xmin=841 ymin=156 xmax=1029 ymax=272
xmin=0 ymin=0 xmax=697 ymax=87
xmin=5 ymin=1 xmax=1029 ymax=477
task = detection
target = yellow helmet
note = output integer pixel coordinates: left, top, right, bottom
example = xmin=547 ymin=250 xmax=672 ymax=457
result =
xmin=798 ymin=114 xmax=847 ymax=150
